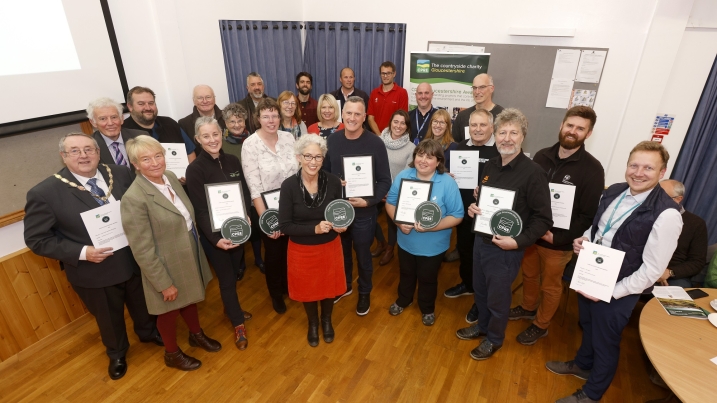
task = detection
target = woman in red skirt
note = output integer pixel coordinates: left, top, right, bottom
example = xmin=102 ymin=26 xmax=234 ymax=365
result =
xmin=278 ymin=135 xmax=346 ymax=347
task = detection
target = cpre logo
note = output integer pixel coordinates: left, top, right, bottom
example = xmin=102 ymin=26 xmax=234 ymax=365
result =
xmin=493 ymin=199 xmax=499 ymax=205
xmin=595 ymin=257 xmax=604 ymax=264
xmin=222 ymin=193 xmax=229 ymax=199
xmin=412 ymin=190 xmax=417 ymax=196
xmin=461 ymin=159 xmax=467 ymax=164
xmin=355 ymin=166 xmax=361 ymax=171
xmin=416 ymin=59 xmax=430 ymax=73
xmin=554 ymin=193 xmax=560 ymax=199
xmin=102 ymin=216 xmax=110 ymax=223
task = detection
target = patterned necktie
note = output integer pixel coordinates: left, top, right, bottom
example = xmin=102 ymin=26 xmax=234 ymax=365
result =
xmin=86 ymin=178 xmax=109 ymax=205
xmin=111 ymin=142 xmax=127 ymax=166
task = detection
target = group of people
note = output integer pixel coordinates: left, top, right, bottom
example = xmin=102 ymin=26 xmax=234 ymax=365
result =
xmin=22 ymin=61 xmax=707 ymax=403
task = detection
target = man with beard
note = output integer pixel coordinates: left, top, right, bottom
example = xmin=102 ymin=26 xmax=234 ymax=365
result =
xmin=368 ymin=61 xmax=408 ymax=135
xmin=296 ymin=72 xmax=318 ymax=127
xmin=238 ymin=72 xmax=272 ymax=134
xmin=122 ymin=86 xmax=196 ymax=183
xmin=508 ymin=106 xmax=604 ymax=346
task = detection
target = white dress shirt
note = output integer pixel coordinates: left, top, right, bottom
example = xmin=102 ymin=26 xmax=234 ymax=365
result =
xmin=583 ymin=186 xmax=683 ymax=299
xmin=145 ymin=174 xmax=193 ymax=231
xmin=72 ymin=170 xmax=117 ymax=260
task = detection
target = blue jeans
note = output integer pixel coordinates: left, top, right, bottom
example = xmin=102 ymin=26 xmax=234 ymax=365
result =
xmin=472 ymin=238 xmax=524 ymax=346
xmin=340 ymin=212 xmax=376 ymax=294
xmin=667 ymin=277 xmax=692 ymax=288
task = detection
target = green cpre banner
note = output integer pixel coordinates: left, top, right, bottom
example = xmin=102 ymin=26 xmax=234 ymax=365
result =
xmin=409 ymin=52 xmax=491 ymax=120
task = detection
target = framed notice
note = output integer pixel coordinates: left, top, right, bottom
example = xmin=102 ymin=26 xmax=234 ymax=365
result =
xmin=393 ymin=179 xmax=433 ymax=225
xmin=473 ymin=185 xmax=516 ymax=235
xmin=205 ymin=182 xmax=248 ymax=232
xmin=261 ymin=188 xmax=281 ymax=211
xmin=342 ymin=155 xmax=374 ymax=198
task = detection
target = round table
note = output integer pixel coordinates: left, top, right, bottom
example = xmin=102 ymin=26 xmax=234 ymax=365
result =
xmin=639 ymin=288 xmax=717 ymax=402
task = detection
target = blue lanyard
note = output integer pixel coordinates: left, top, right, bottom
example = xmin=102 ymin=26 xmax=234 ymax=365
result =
xmin=601 ymin=191 xmax=642 ymax=237
xmin=414 ymin=107 xmax=434 ymax=138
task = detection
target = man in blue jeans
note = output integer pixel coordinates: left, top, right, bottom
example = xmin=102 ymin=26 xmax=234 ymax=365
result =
xmin=323 ymin=96 xmax=392 ymax=315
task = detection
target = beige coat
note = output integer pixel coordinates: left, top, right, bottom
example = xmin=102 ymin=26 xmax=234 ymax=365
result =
xmin=121 ymin=171 xmax=212 ymax=315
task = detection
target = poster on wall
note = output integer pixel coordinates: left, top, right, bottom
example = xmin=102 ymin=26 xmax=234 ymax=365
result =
xmin=409 ymin=52 xmax=490 ymax=120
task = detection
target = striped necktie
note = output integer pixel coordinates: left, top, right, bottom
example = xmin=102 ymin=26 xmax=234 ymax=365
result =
xmin=86 ymin=178 xmax=109 ymax=205
xmin=111 ymin=142 xmax=127 ymax=166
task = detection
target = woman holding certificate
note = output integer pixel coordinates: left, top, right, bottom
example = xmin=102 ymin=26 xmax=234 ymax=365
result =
xmin=306 ymin=94 xmax=344 ymax=138
xmin=278 ymin=135 xmax=346 ymax=347
xmin=121 ymin=135 xmax=220 ymax=371
xmin=385 ymin=139 xmax=464 ymax=326
xmin=185 ymin=117 xmax=253 ymax=350
xmin=277 ymin=91 xmax=308 ymax=140
xmin=424 ymin=109 xmax=458 ymax=169
xmin=242 ymin=98 xmax=299 ymax=314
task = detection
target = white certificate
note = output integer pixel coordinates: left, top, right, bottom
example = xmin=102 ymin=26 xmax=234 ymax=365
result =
xmin=161 ymin=143 xmax=189 ymax=178
xmin=261 ymin=188 xmax=281 ymax=211
xmin=205 ymin=182 xmax=247 ymax=232
xmin=450 ymin=150 xmax=480 ymax=189
xmin=549 ymin=183 xmax=576 ymax=230
xmin=80 ymin=201 xmax=128 ymax=251
xmin=473 ymin=185 xmax=516 ymax=235
xmin=570 ymin=241 xmax=625 ymax=303
xmin=343 ymin=155 xmax=374 ymax=198
xmin=394 ymin=179 xmax=432 ymax=224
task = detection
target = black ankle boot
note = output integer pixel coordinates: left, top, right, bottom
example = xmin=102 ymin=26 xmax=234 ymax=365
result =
xmin=320 ymin=298 xmax=335 ymax=343
xmin=303 ymin=302 xmax=319 ymax=347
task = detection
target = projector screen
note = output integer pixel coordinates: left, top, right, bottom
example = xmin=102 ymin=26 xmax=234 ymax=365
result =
xmin=0 ymin=0 xmax=127 ymax=136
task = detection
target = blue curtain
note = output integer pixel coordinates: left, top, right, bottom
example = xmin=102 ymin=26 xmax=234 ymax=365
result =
xmin=219 ymin=20 xmax=303 ymax=102
xmin=672 ymin=56 xmax=717 ymax=244
xmin=302 ymin=22 xmax=407 ymax=99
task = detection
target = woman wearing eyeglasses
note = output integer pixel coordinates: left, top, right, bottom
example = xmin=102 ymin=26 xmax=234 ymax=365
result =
xmin=425 ymin=109 xmax=458 ymax=169
xmin=306 ymin=94 xmax=344 ymax=138
xmin=278 ymin=135 xmax=345 ymax=347
xmin=277 ymin=91 xmax=307 ymax=140
xmin=242 ymin=98 xmax=299 ymax=314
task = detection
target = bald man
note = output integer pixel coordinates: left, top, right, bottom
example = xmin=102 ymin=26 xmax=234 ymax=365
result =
xmin=179 ymin=85 xmax=227 ymax=155
xmin=408 ymin=82 xmax=437 ymax=144
xmin=451 ymin=74 xmax=504 ymax=143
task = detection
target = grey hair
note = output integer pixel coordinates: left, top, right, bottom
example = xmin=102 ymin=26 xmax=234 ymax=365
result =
xmin=294 ymin=134 xmax=327 ymax=156
xmin=494 ymin=108 xmax=528 ymax=137
xmin=59 ymin=133 xmax=99 ymax=153
xmin=222 ymin=102 xmax=248 ymax=121
xmin=194 ymin=116 xmax=221 ymax=140
xmin=246 ymin=72 xmax=263 ymax=85
xmin=126 ymin=135 xmax=165 ymax=164
xmin=345 ymin=95 xmax=365 ymax=109
xmin=470 ymin=108 xmax=494 ymax=126
xmin=86 ymin=98 xmax=123 ymax=121
xmin=662 ymin=179 xmax=685 ymax=197
xmin=475 ymin=73 xmax=494 ymax=85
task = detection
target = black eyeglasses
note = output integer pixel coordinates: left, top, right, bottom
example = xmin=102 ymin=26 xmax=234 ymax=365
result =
xmin=301 ymin=154 xmax=324 ymax=162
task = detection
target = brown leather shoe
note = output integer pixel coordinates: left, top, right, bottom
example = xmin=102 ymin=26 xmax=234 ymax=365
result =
xmin=234 ymin=324 xmax=248 ymax=350
xmin=188 ymin=329 xmax=222 ymax=352
xmin=164 ymin=348 xmax=201 ymax=371
xmin=243 ymin=311 xmax=253 ymax=320
xmin=371 ymin=240 xmax=387 ymax=257
xmin=379 ymin=245 xmax=394 ymax=266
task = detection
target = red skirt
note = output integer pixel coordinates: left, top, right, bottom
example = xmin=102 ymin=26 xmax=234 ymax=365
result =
xmin=287 ymin=236 xmax=346 ymax=302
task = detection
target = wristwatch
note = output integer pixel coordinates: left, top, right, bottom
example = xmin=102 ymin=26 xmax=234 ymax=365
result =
xmin=668 ymin=269 xmax=675 ymax=278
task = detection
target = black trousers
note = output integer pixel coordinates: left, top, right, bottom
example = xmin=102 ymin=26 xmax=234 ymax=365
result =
xmin=72 ymin=273 xmax=157 ymax=359
xmin=455 ymin=213 xmax=475 ymax=292
xmin=396 ymin=246 xmax=445 ymax=314
xmin=199 ymin=234 xmax=246 ymax=327
xmin=260 ymin=233 xmax=289 ymax=298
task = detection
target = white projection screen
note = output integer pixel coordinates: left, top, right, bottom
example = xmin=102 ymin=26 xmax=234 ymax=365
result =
xmin=0 ymin=0 xmax=127 ymax=136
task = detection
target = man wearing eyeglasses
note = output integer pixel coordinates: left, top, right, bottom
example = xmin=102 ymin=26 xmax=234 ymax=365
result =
xmin=451 ymin=74 xmax=504 ymax=143
xmin=179 ymin=85 xmax=227 ymax=155
xmin=24 ymin=133 xmax=161 ymax=380
xmin=368 ymin=61 xmax=409 ymax=135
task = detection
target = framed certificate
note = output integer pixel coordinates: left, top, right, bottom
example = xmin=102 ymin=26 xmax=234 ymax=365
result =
xmin=342 ymin=155 xmax=374 ymax=198
xmin=160 ymin=143 xmax=189 ymax=178
xmin=450 ymin=150 xmax=480 ymax=189
xmin=205 ymin=182 xmax=248 ymax=232
xmin=261 ymin=188 xmax=281 ymax=211
xmin=473 ymin=185 xmax=517 ymax=235
xmin=393 ymin=179 xmax=433 ymax=225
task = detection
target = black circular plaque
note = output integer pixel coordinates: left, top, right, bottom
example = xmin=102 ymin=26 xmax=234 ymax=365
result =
xmin=324 ymin=199 xmax=355 ymax=228
xmin=220 ymin=217 xmax=251 ymax=244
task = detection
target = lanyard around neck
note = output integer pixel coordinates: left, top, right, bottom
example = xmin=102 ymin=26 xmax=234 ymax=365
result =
xmin=601 ymin=190 xmax=642 ymax=237
xmin=415 ymin=107 xmax=433 ymax=136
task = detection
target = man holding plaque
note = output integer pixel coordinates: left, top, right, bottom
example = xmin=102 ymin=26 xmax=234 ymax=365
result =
xmin=444 ymin=109 xmax=500 ymax=324
xmin=547 ymin=142 xmax=682 ymax=403
xmin=509 ymin=106 xmax=604 ymax=346
xmin=456 ymin=108 xmax=552 ymax=361
xmin=24 ymin=133 xmax=161 ymax=380
xmin=323 ymin=96 xmax=392 ymax=316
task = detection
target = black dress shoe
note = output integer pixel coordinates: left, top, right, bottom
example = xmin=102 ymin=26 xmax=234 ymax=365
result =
xmin=272 ymin=296 xmax=287 ymax=314
xmin=256 ymin=262 xmax=265 ymax=274
xmin=140 ymin=333 xmax=164 ymax=347
xmin=108 ymin=357 xmax=127 ymax=380
xmin=237 ymin=267 xmax=246 ymax=281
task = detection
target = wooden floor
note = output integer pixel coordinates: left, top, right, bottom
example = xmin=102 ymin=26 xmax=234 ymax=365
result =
xmin=0 ymin=220 xmax=671 ymax=402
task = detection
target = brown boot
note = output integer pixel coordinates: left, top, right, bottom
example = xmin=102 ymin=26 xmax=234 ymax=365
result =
xmin=379 ymin=245 xmax=394 ymax=266
xmin=234 ymin=324 xmax=248 ymax=350
xmin=188 ymin=329 xmax=222 ymax=352
xmin=164 ymin=347 xmax=202 ymax=371
xmin=371 ymin=240 xmax=387 ymax=257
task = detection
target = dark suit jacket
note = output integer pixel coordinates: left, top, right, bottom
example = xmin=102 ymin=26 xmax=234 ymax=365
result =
xmin=237 ymin=94 xmax=273 ymax=134
xmin=178 ymin=105 xmax=227 ymax=157
xmin=92 ymin=129 xmax=144 ymax=173
xmin=24 ymin=164 xmax=140 ymax=288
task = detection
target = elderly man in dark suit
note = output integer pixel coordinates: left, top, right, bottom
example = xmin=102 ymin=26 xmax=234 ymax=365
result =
xmin=24 ymin=133 xmax=162 ymax=380
xmin=87 ymin=97 xmax=144 ymax=172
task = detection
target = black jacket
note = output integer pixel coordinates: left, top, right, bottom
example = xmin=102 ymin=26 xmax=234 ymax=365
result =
xmin=185 ymin=149 xmax=252 ymax=245
xmin=178 ymin=105 xmax=227 ymax=156
xmin=532 ymin=142 xmax=604 ymax=250
xmin=92 ymin=128 xmax=144 ymax=173
xmin=237 ymin=94 xmax=273 ymax=134
xmin=123 ymin=115 xmax=186 ymax=145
